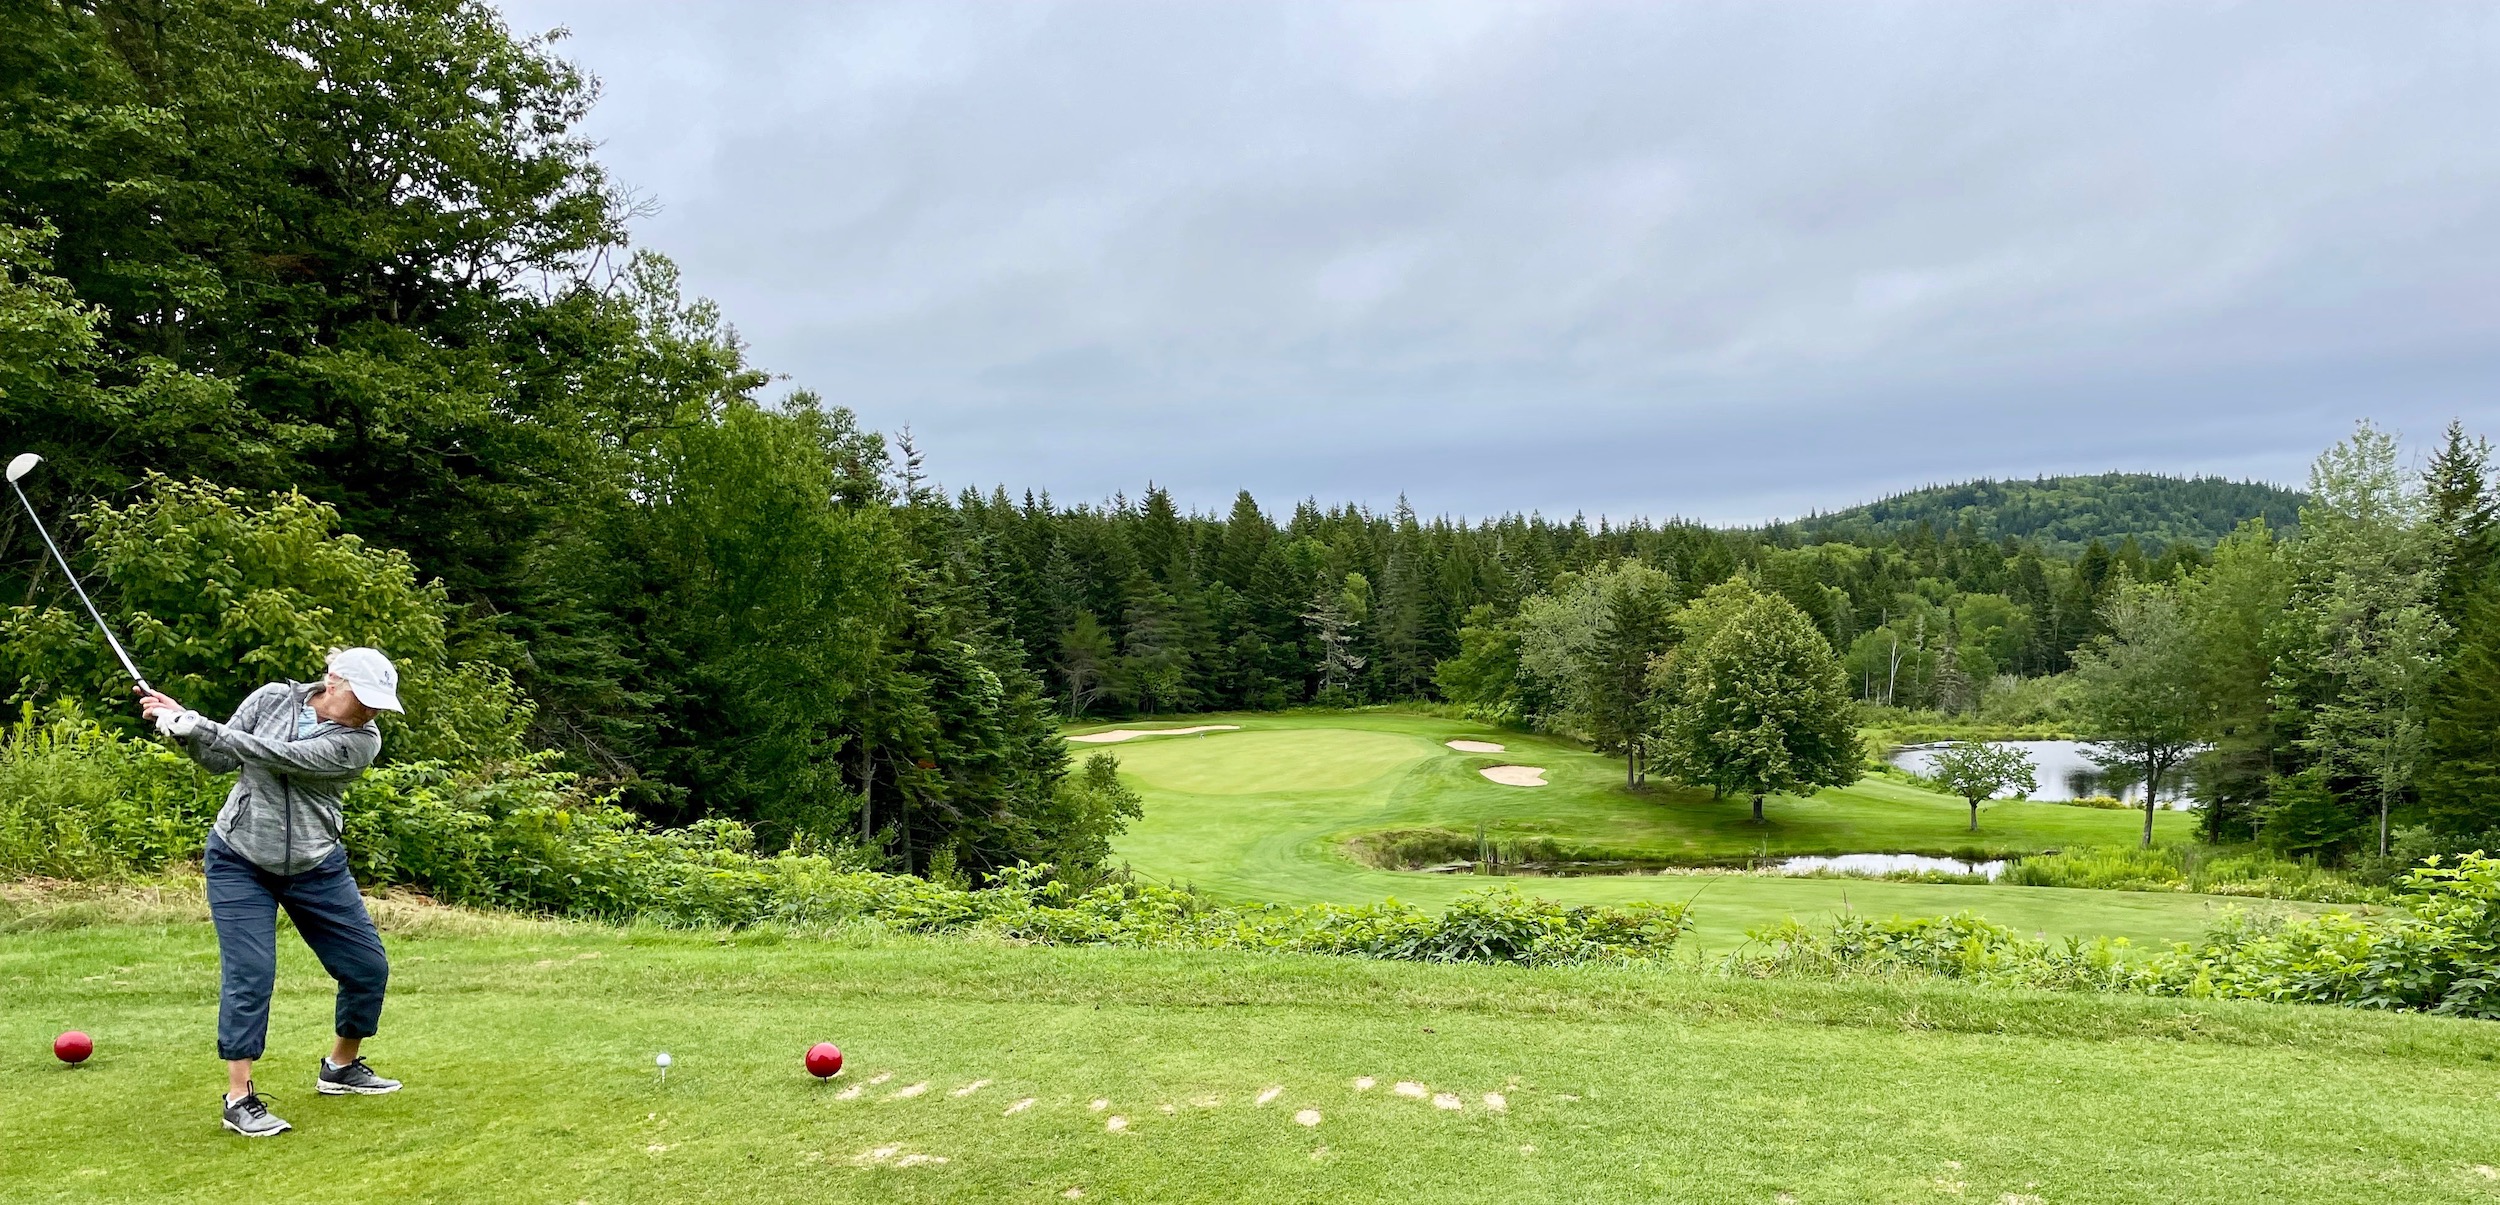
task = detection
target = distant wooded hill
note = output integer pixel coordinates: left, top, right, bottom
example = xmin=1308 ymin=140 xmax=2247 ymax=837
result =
xmin=1772 ymin=473 xmax=2305 ymax=552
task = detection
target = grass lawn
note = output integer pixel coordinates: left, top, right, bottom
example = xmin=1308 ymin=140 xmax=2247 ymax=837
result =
xmin=1088 ymin=712 xmax=2348 ymax=952
xmin=7 ymin=897 xmax=2500 ymax=1203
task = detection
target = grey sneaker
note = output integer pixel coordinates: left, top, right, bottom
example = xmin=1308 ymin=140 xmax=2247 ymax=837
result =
xmin=317 ymin=1056 xmax=401 ymax=1095
xmin=222 ymin=1088 xmax=291 ymax=1137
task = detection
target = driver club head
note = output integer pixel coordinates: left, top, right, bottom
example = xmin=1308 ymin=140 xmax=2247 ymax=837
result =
xmin=5 ymin=453 xmax=37 ymax=484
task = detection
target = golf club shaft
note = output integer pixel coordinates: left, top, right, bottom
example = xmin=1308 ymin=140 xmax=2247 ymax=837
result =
xmin=8 ymin=480 xmax=149 ymax=692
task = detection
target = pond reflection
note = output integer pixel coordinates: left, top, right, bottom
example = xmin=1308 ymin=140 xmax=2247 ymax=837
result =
xmin=1775 ymin=853 xmax=2010 ymax=880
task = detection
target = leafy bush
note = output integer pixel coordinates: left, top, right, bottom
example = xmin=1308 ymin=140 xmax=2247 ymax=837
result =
xmin=1729 ymin=912 xmax=2136 ymax=992
xmin=0 ymin=705 xmax=223 ymax=877
xmin=2138 ymin=856 xmax=2500 ymax=1017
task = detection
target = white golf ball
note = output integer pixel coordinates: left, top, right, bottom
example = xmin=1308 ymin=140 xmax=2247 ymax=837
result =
xmin=656 ymin=1052 xmax=672 ymax=1068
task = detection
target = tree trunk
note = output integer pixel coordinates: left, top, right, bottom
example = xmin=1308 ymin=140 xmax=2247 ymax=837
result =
xmin=2380 ymin=794 xmax=2392 ymax=858
xmin=2140 ymin=752 xmax=2157 ymax=850
xmin=1627 ymin=748 xmax=1637 ymax=791
xmin=1751 ymin=793 xmax=1765 ymax=823
xmin=1969 ymin=799 xmax=1979 ymax=832
xmin=859 ymin=736 xmax=874 ymax=842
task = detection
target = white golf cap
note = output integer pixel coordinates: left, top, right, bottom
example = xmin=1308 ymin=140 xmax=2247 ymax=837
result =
xmin=326 ymin=647 xmax=404 ymax=713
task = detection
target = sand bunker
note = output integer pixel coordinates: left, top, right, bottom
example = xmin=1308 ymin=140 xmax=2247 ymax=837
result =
xmin=1067 ymin=725 xmax=1242 ymax=744
xmin=1479 ymin=765 xmax=1548 ymax=787
xmin=1445 ymin=739 xmax=1507 ymax=753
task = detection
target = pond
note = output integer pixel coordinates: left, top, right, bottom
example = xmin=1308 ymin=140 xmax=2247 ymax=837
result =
xmin=1774 ymin=853 xmax=2011 ymax=880
xmin=1887 ymin=739 xmax=2200 ymax=808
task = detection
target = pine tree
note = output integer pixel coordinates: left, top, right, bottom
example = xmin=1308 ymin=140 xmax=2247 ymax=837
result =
xmin=1580 ymin=564 xmax=1679 ymax=789
xmin=2425 ymin=420 xmax=2498 ymax=630
xmin=1303 ymin=578 xmax=1367 ymax=704
xmin=1056 ymin=611 xmax=1116 ymax=718
xmin=2419 ymin=572 xmax=2500 ymax=837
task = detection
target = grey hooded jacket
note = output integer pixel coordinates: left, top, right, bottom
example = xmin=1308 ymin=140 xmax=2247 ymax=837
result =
xmin=180 ymin=681 xmax=384 ymax=875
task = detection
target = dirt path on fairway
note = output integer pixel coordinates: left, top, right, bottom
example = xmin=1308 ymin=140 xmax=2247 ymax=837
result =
xmin=1479 ymin=765 xmax=1548 ymax=787
xmin=1069 ymin=725 xmax=1242 ymax=744
xmin=1445 ymin=740 xmax=1506 ymax=753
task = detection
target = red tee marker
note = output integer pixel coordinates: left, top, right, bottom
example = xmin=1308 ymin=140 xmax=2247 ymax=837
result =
xmin=54 ymin=1031 xmax=92 ymax=1064
xmin=806 ymin=1042 xmax=843 ymax=1079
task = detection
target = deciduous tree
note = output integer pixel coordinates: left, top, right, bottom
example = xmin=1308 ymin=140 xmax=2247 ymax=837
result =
xmin=1654 ymin=583 xmax=1861 ymax=822
xmin=2072 ymin=583 xmax=2203 ymax=849
xmin=1927 ymin=742 xmax=2038 ymax=832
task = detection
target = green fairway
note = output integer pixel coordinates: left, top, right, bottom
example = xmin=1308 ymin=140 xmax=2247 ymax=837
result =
xmin=1091 ymin=712 xmax=2339 ymax=951
xmin=8 ymin=903 xmax=2500 ymax=1204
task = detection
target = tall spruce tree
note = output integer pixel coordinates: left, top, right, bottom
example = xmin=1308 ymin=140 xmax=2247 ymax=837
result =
xmin=2419 ymin=574 xmax=2500 ymax=838
xmin=1580 ymin=563 xmax=1680 ymax=788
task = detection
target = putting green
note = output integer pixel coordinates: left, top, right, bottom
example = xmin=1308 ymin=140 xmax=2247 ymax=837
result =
xmin=1088 ymin=712 xmax=2350 ymax=953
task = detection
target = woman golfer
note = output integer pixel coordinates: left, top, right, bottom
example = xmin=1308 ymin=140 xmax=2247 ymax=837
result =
xmin=140 ymin=647 xmax=405 ymax=1138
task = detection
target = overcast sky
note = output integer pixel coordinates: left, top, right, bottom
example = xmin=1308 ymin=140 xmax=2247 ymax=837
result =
xmin=496 ymin=1 xmax=2500 ymax=525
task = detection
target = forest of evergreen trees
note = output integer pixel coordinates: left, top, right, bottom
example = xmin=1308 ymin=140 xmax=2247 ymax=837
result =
xmin=931 ymin=482 xmax=2197 ymax=721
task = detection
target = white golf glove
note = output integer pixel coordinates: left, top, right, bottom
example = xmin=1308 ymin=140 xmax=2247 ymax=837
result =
xmin=154 ymin=709 xmax=203 ymax=738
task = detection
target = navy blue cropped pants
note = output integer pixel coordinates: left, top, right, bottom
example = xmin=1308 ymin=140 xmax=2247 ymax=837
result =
xmin=204 ymin=833 xmax=389 ymax=1062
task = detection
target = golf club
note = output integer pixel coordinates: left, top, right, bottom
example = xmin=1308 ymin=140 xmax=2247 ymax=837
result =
xmin=6 ymin=452 xmax=150 ymax=693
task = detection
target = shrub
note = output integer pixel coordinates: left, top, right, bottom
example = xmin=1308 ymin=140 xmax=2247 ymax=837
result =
xmin=1729 ymin=912 xmax=2136 ymax=993
xmin=0 ymin=705 xmax=223 ymax=877
xmin=2064 ymin=794 xmax=2130 ymax=810
xmin=2140 ymin=855 xmax=2500 ymax=1017
xmin=2003 ymin=844 xmax=2387 ymax=905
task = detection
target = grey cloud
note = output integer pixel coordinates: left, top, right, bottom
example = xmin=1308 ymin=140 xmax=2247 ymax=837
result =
xmin=501 ymin=0 xmax=2500 ymax=523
